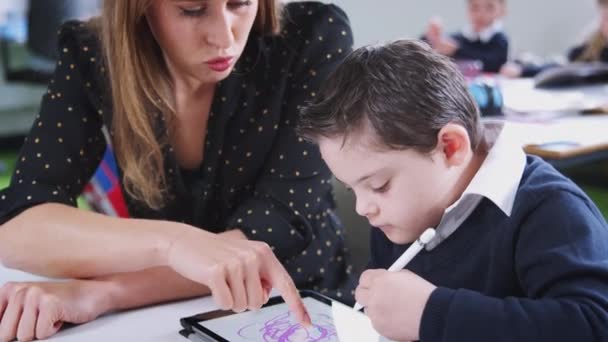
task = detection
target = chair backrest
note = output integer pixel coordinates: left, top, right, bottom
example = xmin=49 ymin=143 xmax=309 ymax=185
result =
xmin=2 ymin=0 xmax=100 ymax=84
xmin=27 ymin=0 xmax=100 ymax=60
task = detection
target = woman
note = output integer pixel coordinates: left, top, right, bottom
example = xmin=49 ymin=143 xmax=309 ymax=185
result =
xmin=0 ymin=0 xmax=354 ymax=340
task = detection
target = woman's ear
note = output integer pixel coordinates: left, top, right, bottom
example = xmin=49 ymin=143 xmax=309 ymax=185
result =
xmin=436 ymin=123 xmax=472 ymax=167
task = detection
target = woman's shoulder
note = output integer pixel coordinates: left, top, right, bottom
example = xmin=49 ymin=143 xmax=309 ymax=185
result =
xmin=55 ymin=20 xmax=107 ymax=97
xmin=279 ymin=2 xmax=352 ymax=46
xmin=56 ymin=20 xmax=103 ymax=74
xmin=282 ymin=1 xmax=349 ymax=25
xmin=57 ymin=20 xmax=102 ymax=58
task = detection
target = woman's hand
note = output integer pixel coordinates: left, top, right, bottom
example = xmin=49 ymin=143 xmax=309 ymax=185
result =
xmin=166 ymin=228 xmax=311 ymax=326
xmin=0 ymin=280 xmax=113 ymax=341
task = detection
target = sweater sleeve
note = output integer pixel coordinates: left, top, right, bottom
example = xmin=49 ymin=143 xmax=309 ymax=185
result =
xmin=420 ymin=190 xmax=608 ymax=342
xmin=452 ymin=33 xmax=509 ymax=73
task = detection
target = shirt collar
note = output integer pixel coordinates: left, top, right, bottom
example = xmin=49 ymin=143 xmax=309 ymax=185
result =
xmin=461 ymin=20 xmax=503 ymax=43
xmin=455 ymin=121 xmax=525 ymax=216
xmin=426 ymin=121 xmax=526 ymax=250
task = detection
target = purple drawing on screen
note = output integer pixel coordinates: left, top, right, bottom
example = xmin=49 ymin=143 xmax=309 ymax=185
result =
xmin=237 ymin=311 xmax=337 ymax=341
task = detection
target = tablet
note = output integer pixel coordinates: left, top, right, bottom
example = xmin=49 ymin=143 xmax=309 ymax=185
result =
xmin=180 ymin=290 xmax=339 ymax=342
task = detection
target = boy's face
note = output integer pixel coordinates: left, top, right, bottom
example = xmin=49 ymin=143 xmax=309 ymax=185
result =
xmin=319 ymin=130 xmax=455 ymax=245
xmin=600 ymin=6 xmax=608 ymax=39
xmin=467 ymin=0 xmax=504 ymax=33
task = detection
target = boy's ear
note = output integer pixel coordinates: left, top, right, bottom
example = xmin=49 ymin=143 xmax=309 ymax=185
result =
xmin=498 ymin=0 xmax=507 ymax=17
xmin=436 ymin=123 xmax=471 ymax=167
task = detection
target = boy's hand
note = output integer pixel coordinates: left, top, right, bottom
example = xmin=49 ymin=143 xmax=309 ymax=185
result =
xmin=355 ymin=269 xmax=436 ymax=341
xmin=425 ymin=17 xmax=443 ymax=45
xmin=500 ymin=62 xmax=523 ymax=78
xmin=434 ymin=37 xmax=458 ymax=56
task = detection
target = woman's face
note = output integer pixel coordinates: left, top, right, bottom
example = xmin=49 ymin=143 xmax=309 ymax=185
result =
xmin=147 ymin=0 xmax=259 ymax=87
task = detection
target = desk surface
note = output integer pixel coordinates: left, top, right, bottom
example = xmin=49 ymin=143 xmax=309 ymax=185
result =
xmin=494 ymin=114 xmax=608 ymax=168
xmin=0 ymin=266 xmax=213 ymax=341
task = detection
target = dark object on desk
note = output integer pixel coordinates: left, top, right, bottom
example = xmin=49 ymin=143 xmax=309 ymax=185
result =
xmin=1 ymin=0 xmax=100 ymax=84
xmin=469 ymin=80 xmax=503 ymax=117
xmin=534 ymin=62 xmax=608 ymax=89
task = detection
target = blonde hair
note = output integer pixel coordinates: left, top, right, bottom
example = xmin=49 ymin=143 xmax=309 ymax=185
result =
xmin=94 ymin=0 xmax=281 ymax=209
xmin=576 ymin=0 xmax=608 ymax=62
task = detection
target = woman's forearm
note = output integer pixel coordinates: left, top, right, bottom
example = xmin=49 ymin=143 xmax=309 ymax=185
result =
xmin=98 ymin=266 xmax=211 ymax=312
xmin=97 ymin=230 xmax=247 ymax=312
xmin=0 ymin=203 xmax=186 ymax=278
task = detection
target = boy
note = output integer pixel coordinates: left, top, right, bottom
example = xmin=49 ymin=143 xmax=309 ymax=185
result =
xmin=297 ymin=40 xmax=608 ymax=342
xmin=425 ymin=0 xmax=508 ymax=73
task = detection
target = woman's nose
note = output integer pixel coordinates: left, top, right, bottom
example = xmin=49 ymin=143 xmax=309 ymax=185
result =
xmin=204 ymin=11 xmax=235 ymax=50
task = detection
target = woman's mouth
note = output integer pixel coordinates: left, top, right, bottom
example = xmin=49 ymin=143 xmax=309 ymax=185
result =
xmin=205 ymin=57 xmax=234 ymax=72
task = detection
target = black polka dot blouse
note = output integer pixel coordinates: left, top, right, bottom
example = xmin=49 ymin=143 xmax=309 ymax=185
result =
xmin=0 ymin=2 xmax=356 ymax=302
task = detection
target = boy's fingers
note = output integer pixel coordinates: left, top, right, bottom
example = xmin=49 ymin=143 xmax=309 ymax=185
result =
xmin=354 ymin=286 xmax=370 ymax=306
xmin=358 ymin=269 xmax=384 ymax=288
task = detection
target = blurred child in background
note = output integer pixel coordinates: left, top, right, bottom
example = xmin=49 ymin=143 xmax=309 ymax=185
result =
xmin=424 ymin=0 xmax=509 ymax=73
xmin=501 ymin=0 xmax=608 ymax=77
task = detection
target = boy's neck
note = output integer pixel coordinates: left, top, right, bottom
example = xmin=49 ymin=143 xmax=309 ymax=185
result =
xmin=444 ymin=126 xmax=493 ymax=214
xmin=442 ymin=123 xmax=498 ymax=212
xmin=447 ymin=150 xmax=487 ymax=208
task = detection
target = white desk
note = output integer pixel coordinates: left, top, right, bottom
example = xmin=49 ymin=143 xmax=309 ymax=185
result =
xmin=0 ymin=266 xmax=215 ymax=341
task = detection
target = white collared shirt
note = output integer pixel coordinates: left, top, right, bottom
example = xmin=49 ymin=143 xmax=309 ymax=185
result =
xmin=461 ymin=20 xmax=504 ymax=44
xmin=426 ymin=122 xmax=526 ymax=250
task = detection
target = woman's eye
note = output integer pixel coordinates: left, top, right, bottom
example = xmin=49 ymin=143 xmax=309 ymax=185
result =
xmin=228 ymin=0 xmax=253 ymax=10
xmin=180 ymin=6 xmax=205 ymax=17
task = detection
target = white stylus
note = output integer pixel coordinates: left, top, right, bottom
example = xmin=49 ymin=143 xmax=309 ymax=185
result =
xmin=353 ymin=228 xmax=436 ymax=311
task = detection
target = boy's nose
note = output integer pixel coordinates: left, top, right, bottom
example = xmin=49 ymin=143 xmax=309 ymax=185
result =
xmin=355 ymin=197 xmax=379 ymax=218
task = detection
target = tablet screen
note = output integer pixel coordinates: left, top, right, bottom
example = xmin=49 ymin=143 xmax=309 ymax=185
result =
xmin=194 ymin=296 xmax=338 ymax=341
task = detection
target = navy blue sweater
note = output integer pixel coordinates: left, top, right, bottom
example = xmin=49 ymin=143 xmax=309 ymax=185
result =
xmin=451 ymin=32 xmax=509 ymax=73
xmin=369 ymin=156 xmax=608 ymax=342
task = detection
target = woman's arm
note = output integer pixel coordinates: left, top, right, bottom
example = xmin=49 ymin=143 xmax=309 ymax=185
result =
xmin=0 ymin=203 xmax=309 ymax=321
xmin=98 ymin=230 xmax=246 ymax=311
xmin=0 ymin=203 xmax=181 ymax=278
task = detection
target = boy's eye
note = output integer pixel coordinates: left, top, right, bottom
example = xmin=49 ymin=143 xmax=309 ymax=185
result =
xmin=372 ymin=182 xmax=390 ymax=194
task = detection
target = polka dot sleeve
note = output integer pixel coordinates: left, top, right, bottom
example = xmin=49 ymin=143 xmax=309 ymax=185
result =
xmin=226 ymin=4 xmax=354 ymax=261
xmin=0 ymin=22 xmax=106 ymax=225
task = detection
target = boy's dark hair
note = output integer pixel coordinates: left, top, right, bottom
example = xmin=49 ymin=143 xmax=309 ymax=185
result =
xmin=297 ymin=39 xmax=483 ymax=153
